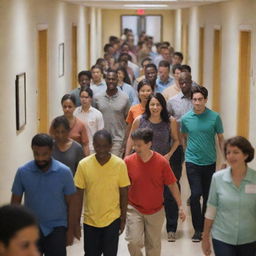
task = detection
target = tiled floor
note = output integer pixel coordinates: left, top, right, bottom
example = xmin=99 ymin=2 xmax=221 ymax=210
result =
xmin=67 ymin=166 xmax=207 ymax=256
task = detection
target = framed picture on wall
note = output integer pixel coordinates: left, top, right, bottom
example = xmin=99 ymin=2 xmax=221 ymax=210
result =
xmin=15 ymin=72 xmax=26 ymax=131
xmin=58 ymin=42 xmax=64 ymax=77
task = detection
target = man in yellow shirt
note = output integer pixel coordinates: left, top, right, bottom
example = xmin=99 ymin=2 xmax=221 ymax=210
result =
xmin=74 ymin=129 xmax=130 ymax=256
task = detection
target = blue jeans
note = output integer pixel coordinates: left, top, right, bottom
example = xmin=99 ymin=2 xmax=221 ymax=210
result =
xmin=212 ymin=239 xmax=256 ymax=256
xmin=186 ymin=162 xmax=215 ymax=232
xmin=164 ymin=146 xmax=184 ymax=232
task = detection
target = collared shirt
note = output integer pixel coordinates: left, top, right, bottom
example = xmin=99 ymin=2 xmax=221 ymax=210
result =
xmin=118 ymin=83 xmax=139 ymax=106
xmin=208 ymin=167 xmax=256 ymax=245
xmin=181 ymin=108 xmax=224 ymax=165
xmin=94 ymin=90 xmax=130 ymax=142
xmin=167 ymin=92 xmax=193 ymax=122
xmin=11 ymin=159 xmax=76 ymax=236
xmin=90 ymin=80 xmax=107 ymax=96
xmin=74 ymin=106 xmax=104 ymax=152
xmin=153 ymin=55 xmax=164 ymax=67
xmin=155 ymin=76 xmax=174 ymax=93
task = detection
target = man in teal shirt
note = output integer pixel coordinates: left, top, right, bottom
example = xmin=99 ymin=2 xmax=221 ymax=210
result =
xmin=181 ymin=85 xmax=224 ymax=242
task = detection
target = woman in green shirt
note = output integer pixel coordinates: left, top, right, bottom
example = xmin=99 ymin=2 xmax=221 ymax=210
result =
xmin=202 ymin=136 xmax=256 ymax=256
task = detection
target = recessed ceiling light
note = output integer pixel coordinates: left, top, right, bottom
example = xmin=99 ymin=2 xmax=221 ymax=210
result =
xmin=124 ymin=4 xmax=169 ymax=8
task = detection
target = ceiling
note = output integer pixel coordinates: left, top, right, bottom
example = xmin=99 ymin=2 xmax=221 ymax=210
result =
xmin=64 ymin=0 xmax=228 ymax=9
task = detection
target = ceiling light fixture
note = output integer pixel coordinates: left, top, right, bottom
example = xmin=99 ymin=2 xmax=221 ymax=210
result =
xmin=123 ymin=4 xmax=169 ymax=8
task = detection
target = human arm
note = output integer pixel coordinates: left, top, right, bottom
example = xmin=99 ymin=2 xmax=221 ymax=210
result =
xmin=119 ymin=186 xmax=129 ymax=234
xmin=10 ymin=194 xmax=22 ymax=204
xmin=164 ymin=117 xmax=180 ymax=160
xmin=202 ymin=218 xmax=214 ymax=256
xmin=167 ymin=183 xmax=186 ymax=221
xmin=65 ymin=193 xmax=76 ymax=246
xmin=124 ymin=117 xmax=140 ymax=156
xmin=73 ymin=188 xmax=84 ymax=240
xmin=217 ymin=133 xmax=226 ymax=169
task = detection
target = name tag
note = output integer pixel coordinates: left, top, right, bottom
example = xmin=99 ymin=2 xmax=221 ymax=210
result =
xmin=245 ymin=184 xmax=256 ymax=194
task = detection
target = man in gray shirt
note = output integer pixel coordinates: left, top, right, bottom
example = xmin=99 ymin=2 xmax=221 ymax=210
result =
xmin=94 ymin=69 xmax=130 ymax=157
xmin=164 ymin=72 xmax=193 ymax=242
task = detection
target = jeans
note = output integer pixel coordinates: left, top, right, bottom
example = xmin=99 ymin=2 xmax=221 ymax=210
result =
xmin=212 ymin=239 xmax=256 ymax=256
xmin=83 ymin=218 xmax=120 ymax=256
xmin=164 ymin=145 xmax=184 ymax=232
xmin=186 ymin=162 xmax=216 ymax=232
xmin=38 ymin=227 xmax=66 ymax=256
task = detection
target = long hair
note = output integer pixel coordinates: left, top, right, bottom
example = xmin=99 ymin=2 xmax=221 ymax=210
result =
xmin=116 ymin=66 xmax=132 ymax=85
xmin=143 ymin=93 xmax=170 ymax=123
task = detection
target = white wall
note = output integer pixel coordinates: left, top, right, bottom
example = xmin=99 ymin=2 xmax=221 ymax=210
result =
xmin=180 ymin=0 xmax=256 ymax=167
xmin=0 ymin=0 xmax=89 ymax=204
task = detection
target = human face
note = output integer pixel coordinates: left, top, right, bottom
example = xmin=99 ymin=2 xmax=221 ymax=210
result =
xmin=162 ymin=49 xmax=170 ymax=61
xmin=53 ymin=125 xmax=69 ymax=143
xmin=106 ymin=72 xmax=118 ymax=91
xmin=145 ymin=67 xmax=157 ymax=83
xmin=174 ymin=69 xmax=181 ymax=81
xmin=93 ymin=136 xmax=112 ymax=159
xmin=138 ymin=85 xmax=153 ymax=103
xmin=117 ymin=70 xmax=125 ymax=83
xmin=172 ymin=55 xmax=182 ymax=65
xmin=158 ymin=66 xmax=170 ymax=82
xmin=78 ymin=75 xmax=90 ymax=88
xmin=179 ymin=75 xmax=192 ymax=95
xmin=226 ymin=145 xmax=248 ymax=168
xmin=91 ymin=68 xmax=102 ymax=82
xmin=0 ymin=226 xmax=39 ymax=256
xmin=149 ymin=97 xmax=162 ymax=117
xmin=32 ymin=145 xmax=52 ymax=170
xmin=133 ymin=139 xmax=152 ymax=155
xmin=62 ymin=99 xmax=76 ymax=118
xmin=192 ymin=92 xmax=207 ymax=114
xmin=80 ymin=91 xmax=92 ymax=108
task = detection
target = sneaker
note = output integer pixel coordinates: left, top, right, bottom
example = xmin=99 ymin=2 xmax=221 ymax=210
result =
xmin=192 ymin=231 xmax=202 ymax=242
xmin=167 ymin=232 xmax=176 ymax=242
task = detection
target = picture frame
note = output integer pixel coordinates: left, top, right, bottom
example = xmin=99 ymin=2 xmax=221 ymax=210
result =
xmin=58 ymin=42 xmax=64 ymax=77
xmin=15 ymin=73 xmax=26 ymax=131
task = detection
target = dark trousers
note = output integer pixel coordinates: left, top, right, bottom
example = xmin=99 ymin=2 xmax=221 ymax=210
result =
xmin=186 ymin=162 xmax=216 ymax=232
xmin=212 ymin=239 xmax=256 ymax=256
xmin=164 ymin=146 xmax=184 ymax=232
xmin=83 ymin=218 xmax=120 ymax=256
xmin=38 ymin=227 xmax=66 ymax=256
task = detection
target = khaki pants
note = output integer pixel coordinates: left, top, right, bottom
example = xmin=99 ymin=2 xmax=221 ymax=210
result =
xmin=125 ymin=205 xmax=165 ymax=256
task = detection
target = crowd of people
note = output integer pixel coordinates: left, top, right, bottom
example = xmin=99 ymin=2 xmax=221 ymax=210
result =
xmin=1 ymin=29 xmax=256 ymax=256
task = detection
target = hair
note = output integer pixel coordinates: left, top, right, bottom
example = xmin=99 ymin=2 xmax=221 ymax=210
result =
xmin=160 ymin=45 xmax=169 ymax=51
xmin=191 ymin=85 xmax=208 ymax=99
xmin=158 ymin=60 xmax=170 ymax=69
xmin=116 ymin=66 xmax=131 ymax=85
xmin=109 ymin=36 xmax=119 ymax=44
xmin=96 ymin=58 xmax=106 ymax=66
xmin=107 ymin=68 xmax=117 ymax=75
xmin=162 ymin=41 xmax=171 ymax=47
xmin=93 ymin=129 xmax=112 ymax=145
xmin=79 ymin=87 xmax=93 ymax=98
xmin=137 ymin=79 xmax=154 ymax=93
xmin=224 ymin=136 xmax=254 ymax=163
xmin=173 ymin=52 xmax=184 ymax=61
xmin=0 ymin=205 xmax=37 ymax=247
xmin=118 ymin=52 xmax=132 ymax=62
xmin=104 ymin=43 xmax=113 ymax=53
xmin=131 ymin=128 xmax=153 ymax=144
xmin=52 ymin=115 xmax=70 ymax=131
xmin=145 ymin=63 xmax=157 ymax=72
xmin=91 ymin=64 xmax=103 ymax=74
xmin=181 ymin=64 xmax=191 ymax=73
xmin=31 ymin=133 xmax=53 ymax=149
xmin=141 ymin=57 xmax=152 ymax=67
xmin=78 ymin=70 xmax=92 ymax=80
xmin=144 ymin=93 xmax=170 ymax=123
xmin=61 ymin=94 xmax=76 ymax=106
xmin=172 ymin=64 xmax=182 ymax=74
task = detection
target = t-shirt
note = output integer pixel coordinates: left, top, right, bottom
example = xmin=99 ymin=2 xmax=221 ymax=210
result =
xmin=74 ymin=154 xmax=131 ymax=227
xmin=181 ymin=108 xmax=224 ymax=165
xmin=52 ymin=140 xmax=84 ymax=175
xmin=125 ymin=152 xmax=177 ymax=214
xmin=126 ymin=104 xmax=145 ymax=124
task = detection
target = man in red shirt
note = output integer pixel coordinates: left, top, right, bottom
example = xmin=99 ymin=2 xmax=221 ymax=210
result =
xmin=124 ymin=128 xmax=186 ymax=256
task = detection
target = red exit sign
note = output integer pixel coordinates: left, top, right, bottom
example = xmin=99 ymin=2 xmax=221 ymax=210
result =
xmin=137 ymin=9 xmax=145 ymax=15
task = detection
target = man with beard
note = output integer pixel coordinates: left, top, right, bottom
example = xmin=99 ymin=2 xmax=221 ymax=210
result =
xmin=11 ymin=133 xmax=76 ymax=256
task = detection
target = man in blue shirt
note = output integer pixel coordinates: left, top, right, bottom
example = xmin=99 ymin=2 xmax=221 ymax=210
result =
xmin=181 ymin=86 xmax=224 ymax=242
xmin=155 ymin=60 xmax=174 ymax=93
xmin=11 ymin=133 xmax=76 ymax=256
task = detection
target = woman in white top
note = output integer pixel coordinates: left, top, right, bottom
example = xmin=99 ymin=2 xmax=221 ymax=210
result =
xmin=74 ymin=87 xmax=104 ymax=154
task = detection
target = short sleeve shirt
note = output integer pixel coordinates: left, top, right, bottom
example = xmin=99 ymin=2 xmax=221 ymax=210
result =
xmin=126 ymin=104 xmax=145 ymax=124
xmin=207 ymin=167 xmax=256 ymax=245
xmin=181 ymin=108 xmax=224 ymax=165
xmin=74 ymin=154 xmax=130 ymax=227
xmin=125 ymin=152 xmax=177 ymax=214
xmin=11 ymin=159 xmax=76 ymax=236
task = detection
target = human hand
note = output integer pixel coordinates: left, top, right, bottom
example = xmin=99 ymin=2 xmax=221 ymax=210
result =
xmin=201 ymin=236 xmax=212 ymax=255
xmin=179 ymin=208 xmax=186 ymax=222
xmin=74 ymin=223 xmax=81 ymax=240
xmin=119 ymin=218 xmax=126 ymax=235
xmin=66 ymin=228 xmax=74 ymax=246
